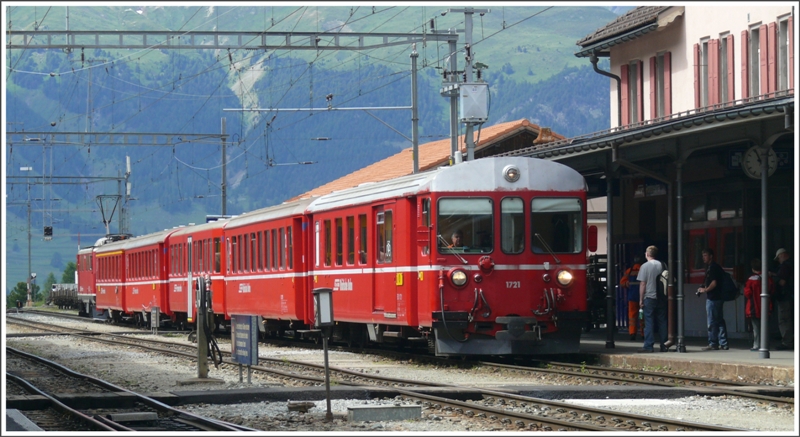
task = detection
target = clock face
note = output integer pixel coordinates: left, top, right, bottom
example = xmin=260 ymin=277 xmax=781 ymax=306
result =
xmin=742 ymin=147 xmax=777 ymax=179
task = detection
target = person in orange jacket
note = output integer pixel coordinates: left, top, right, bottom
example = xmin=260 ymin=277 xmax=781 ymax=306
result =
xmin=620 ymin=256 xmax=643 ymax=341
xmin=744 ymin=258 xmax=774 ymax=351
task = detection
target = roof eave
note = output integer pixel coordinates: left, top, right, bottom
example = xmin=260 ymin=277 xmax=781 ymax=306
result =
xmin=575 ymin=23 xmax=659 ymax=58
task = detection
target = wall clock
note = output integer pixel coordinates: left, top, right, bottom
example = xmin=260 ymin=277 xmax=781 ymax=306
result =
xmin=742 ymin=146 xmax=777 ymax=179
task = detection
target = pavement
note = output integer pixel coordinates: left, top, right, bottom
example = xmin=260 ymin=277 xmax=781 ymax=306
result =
xmin=577 ymin=328 xmax=796 ymax=386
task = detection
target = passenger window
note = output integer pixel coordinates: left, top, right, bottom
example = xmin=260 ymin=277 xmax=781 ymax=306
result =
xmin=335 ymin=218 xmax=343 ymax=266
xmin=347 ymin=216 xmax=355 ymax=265
xmin=377 ymin=210 xmax=393 ymax=263
xmin=324 ymin=220 xmax=332 ymax=267
xmin=358 ymin=214 xmax=368 ymax=264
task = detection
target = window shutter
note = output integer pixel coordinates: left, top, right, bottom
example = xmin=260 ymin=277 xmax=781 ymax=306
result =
xmin=710 ymin=39 xmax=719 ymax=106
xmin=790 ymin=16 xmax=794 ymax=90
xmin=768 ymin=22 xmax=777 ymax=96
xmin=621 ymin=63 xmax=629 ymax=126
xmin=649 ymin=56 xmax=656 ymax=120
xmin=727 ymin=34 xmax=735 ymax=103
xmin=741 ymin=30 xmax=749 ymax=99
xmin=760 ymin=24 xmax=768 ymax=97
xmin=637 ymin=60 xmax=644 ymax=122
xmin=693 ymin=43 xmax=701 ymax=108
xmin=664 ymin=51 xmax=672 ymax=115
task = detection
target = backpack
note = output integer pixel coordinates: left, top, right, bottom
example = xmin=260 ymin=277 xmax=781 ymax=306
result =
xmin=656 ymin=264 xmax=668 ymax=301
xmin=721 ymin=272 xmax=741 ymax=301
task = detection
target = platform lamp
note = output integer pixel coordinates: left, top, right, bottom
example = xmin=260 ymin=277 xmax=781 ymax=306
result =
xmin=313 ymin=287 xmax=334 ymax=422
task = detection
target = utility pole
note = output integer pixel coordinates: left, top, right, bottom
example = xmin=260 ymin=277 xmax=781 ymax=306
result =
xmin=221 ymin=118 xmax=227 ymax=216
xmin=410 ymin=44 xmax=419 ymax=174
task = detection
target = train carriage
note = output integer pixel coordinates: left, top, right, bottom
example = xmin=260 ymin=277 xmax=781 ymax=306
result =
xmin=76 ymin=246 xmax=96 ymax=317
xmin=122 ymin=229 xmax=177 ymax=327
xmin=168 ymin=219 xmax=229 ymax=330
xmin=305 ymin=157 xmax=593 ymax=355
xmin=94 ymin=239 xmax=128 ymax=322
xmin=223 ymin=198 xmax=314 ymax=336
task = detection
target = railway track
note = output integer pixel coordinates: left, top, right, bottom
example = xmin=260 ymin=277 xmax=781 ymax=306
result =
xmin=6 ymin=314 xmax=760 ymax=431
xmin=6 ymin=347 xmax=256 ymax=432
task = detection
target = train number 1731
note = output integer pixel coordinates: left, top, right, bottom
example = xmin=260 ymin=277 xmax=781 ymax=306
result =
xmin=506 ymin=281 xmax=521 ymax=289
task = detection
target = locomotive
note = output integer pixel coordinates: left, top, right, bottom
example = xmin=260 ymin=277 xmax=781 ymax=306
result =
xmin=76 ymin=157 xmax=596 ymax=356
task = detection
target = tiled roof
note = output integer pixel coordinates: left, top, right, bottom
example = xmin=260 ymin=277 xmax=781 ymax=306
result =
xmin=576 ymin=6 xmax=670 ymax=47
xmin=289 ymin=119 xmax=561 ymax=201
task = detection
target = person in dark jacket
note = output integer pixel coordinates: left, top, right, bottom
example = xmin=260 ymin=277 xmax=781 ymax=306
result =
xmin=744 ymin=258 xmax=773 ymax=351
xmin=772 ymin=248 xmax=793 ymax=350
xmin=696 ymin=248 xmax=728 ymax=351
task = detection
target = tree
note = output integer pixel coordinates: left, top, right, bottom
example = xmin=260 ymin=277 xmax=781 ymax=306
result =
xmin=6 ymin=282 xmax=40 ymax=308
xmin=62 ymin=262 xmax=77 ymax=284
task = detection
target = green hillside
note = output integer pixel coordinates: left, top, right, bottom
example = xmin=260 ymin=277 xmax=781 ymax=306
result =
xmin=4 ymin=5 xmax=626 ymax=293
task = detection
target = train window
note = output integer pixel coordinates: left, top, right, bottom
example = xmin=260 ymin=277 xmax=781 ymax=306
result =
xmin=214 ymin=238 xmax=221 ymax=273
xmin=347 ymin=216 xmax=355 ymax=265
xmin=239 ymin=234 xmax=245 ymax=273
xmin=335 ymin=218 xmax=343 ymax=266
xmin=359 ymin=214 xmax=368 ymax=264
xmin=198 ymin=241 xmax=204 ymax=274
xmin=377 ymin=210 xmax=393 ymax=263
xmin=501 ymin=197 xmax=525 ymax=254
xmin=530 ymin=197 xmax=582 ymax=254
xmin=265 ymin=230 xmax=271 ymax=271
xmin=324 ymin=220 xmax=332 ymax=267
xmin=437 ymin=198 xmax=494 ymax=254
xmin=421 ymin=198 xmax=431 ymax=255
xmin=287 ymin=226 xmax=293 ymax=270
xmin=279 ymin=227 xmax=286 ymax=270
xmin=257 ymin=232 xmax=263 ymax=271
xmin=225 ymin=237 xmax=233 ymax=273
xmin=272 ymin=229 xmax=278 ymax=270
xmin=232 ymin=236 xmax=239 ymax=273
xmin=250 ymin=232 xmax=257 ymax=273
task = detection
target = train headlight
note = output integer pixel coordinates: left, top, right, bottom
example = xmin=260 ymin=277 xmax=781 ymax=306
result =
xmin=556 ymin=269 xmax=574 ymax=287
xmin=503 ymin=165 xmax=521 ymax=182
xmin=449 ymin=268 xmax=468 ymax=288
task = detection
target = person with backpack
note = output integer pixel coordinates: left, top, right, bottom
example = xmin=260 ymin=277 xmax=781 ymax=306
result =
xmin=744 ymin=258 xmax=773 ymax=351
xmin=697 ymin=248 xmax=728 ymax=351
xmin=620 ymin=256 xmax=643 ymax=341
xmin=771 ymin=248 xmax=793 ymax=350
xmin=636 ymin=246 xmax=668 ymax=353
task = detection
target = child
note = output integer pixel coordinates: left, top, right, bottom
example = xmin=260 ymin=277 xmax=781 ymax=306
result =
xmin=743 ymin=258 xmax=774 ymax=351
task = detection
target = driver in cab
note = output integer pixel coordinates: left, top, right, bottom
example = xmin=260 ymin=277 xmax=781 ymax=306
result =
xmin=447 ymin=230 xmax=465 ymax=248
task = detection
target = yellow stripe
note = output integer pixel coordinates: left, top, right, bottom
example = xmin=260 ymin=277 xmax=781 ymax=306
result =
xmin=96 ymin=251 xmax=123 ymax=257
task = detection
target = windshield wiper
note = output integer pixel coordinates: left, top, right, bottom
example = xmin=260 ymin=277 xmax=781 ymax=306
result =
xmin=437 ymin=234 xmax=468 ymax=265
xmin=534 ymin=233 xmax=561 ymax=264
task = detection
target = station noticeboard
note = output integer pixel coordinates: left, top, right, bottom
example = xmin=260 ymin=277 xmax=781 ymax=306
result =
xmin=231 ymin=315 xmax=259 ymax=366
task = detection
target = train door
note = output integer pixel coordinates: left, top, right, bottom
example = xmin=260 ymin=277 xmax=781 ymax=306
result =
xmin=373 ymin=204 xmax=397 ymax=316
xmin=186 ymin=236 xmax=194 ymax=323
xmin=687 ymin=229 xmax=710 ymax=284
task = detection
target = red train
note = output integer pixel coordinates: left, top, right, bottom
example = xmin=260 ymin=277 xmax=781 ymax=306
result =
xmin=76 ymin=157 xmax=597 ymax=356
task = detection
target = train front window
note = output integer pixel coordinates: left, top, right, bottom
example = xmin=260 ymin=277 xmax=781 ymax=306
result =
xmin=501 ymin=197 xmax=524 ymax=254
xmin=531 ymin=197 xmax=582 ymax=254
xmin=437 ymin=198 xmax=493 ymax=253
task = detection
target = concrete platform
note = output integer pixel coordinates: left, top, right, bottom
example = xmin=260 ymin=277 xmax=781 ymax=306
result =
xmin=6 ymin=409 xmax=44 ymax=431
xmin=577 ymin=329 xmax=796 ymax=386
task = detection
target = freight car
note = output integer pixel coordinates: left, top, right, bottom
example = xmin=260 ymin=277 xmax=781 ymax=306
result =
xmin=49 ymin=284 xmax=79 ymax=309
xmin=78 ymin=157 xmax=596 ymax=356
